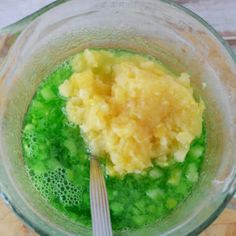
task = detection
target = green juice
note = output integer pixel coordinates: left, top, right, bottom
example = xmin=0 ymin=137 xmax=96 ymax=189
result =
xmin=22 ymin=50 xmax=206 ymax=230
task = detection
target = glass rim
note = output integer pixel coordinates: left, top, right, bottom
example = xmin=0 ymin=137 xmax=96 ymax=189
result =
xmin=0 ymin=0 xmax=236 ymax=235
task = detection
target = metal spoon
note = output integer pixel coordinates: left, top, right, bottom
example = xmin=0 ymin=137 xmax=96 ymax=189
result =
xmin=90 ymin=157 xmax=113 ymax=236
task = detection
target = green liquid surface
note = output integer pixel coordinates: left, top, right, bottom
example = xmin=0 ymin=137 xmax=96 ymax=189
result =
xmin=22 ymin=50 xmax=206 ymax=231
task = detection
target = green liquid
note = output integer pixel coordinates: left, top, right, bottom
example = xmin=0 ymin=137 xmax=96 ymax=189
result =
xmin=22 ymin=51 xmax=206 ymax=230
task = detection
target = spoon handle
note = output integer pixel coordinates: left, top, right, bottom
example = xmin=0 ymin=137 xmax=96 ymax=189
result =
xmin=90 ymin=157 xmax=113 ymax=236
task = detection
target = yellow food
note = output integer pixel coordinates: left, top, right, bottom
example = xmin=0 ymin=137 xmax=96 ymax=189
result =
xmin=59 ymin=49 xmax=204 ymax=176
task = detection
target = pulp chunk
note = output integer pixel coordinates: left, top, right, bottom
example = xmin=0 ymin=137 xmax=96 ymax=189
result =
xmin=59 ymin=49 xmax=204 ymax=176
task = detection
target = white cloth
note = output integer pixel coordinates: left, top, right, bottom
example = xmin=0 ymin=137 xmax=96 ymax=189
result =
xmin=0 ymin=0 xmax=53 ymax=28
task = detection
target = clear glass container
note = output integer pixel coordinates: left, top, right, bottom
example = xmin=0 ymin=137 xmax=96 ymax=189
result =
xmin=0 ymin=0 xmax=236 ymax=235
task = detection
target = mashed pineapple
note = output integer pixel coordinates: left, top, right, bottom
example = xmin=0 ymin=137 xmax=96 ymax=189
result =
xmin=59 ymin=49 xmax=204 ymax=175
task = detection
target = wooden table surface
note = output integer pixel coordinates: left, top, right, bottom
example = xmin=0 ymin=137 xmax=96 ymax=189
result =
xmin=0 ymin=0 xmax=236 ymax=235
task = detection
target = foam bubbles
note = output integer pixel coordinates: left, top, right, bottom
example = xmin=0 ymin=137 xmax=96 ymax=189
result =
xmin=28 ymin=168 xmax=82 ymax=206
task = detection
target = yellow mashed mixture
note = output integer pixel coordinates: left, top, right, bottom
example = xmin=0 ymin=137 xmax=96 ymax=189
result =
xmin=59 ymin=49 xmax=204 ymax=175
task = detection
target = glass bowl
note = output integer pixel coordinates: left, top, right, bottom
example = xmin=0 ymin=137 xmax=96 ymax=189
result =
xmin=0 ymin=0 xmax=236 ymax=235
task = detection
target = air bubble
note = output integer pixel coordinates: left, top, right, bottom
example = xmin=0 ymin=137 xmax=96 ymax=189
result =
xmin=44 ymin=173 xmax=48 ymax=177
